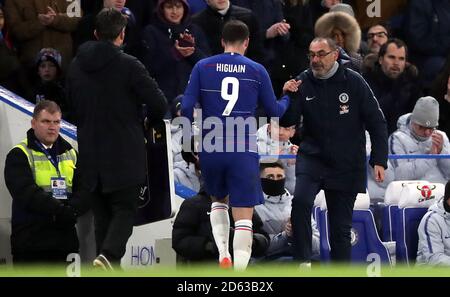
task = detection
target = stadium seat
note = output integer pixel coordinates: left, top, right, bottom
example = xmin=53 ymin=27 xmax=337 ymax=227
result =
xmin=313 ymin=190 xmax=326 ymax=222
xmin=318 ymin=208 xmax=330 ymax=262
xmin=382 ymin=181 xmax=427 ymax=242
xmin=395 ymin=182 xmax=445 ymax=265
xmin=318 ymin=192 xmax=393 ymax=264
xmin=351 ymin=209 xmax=392 ymax=264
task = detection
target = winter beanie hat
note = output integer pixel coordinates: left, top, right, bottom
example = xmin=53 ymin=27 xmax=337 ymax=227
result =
xmin=411 ymin=96 xmax=439 ymax=128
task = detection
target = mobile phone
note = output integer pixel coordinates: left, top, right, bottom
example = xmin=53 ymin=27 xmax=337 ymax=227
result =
xmin=178 ymin=29 xmax=194 ymax=47
xmin=178 ymin=37 xmax=194 ymax=47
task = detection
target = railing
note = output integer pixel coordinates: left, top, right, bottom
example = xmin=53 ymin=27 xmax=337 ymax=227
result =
xmin=258 ymin=154 xmax=450 ymax=160
xmin=175 ymin=154 xmax=450 ymax=199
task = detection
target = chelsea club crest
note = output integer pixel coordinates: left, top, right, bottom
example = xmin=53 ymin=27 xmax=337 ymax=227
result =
xmin=339 ymin=93 xmax=349 ymax=103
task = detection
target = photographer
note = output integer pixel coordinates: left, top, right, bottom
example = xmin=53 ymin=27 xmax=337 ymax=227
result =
xmin=141 ymin=0 xmax=210 ymax=109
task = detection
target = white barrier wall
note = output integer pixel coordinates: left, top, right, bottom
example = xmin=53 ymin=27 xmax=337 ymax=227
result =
xmin=0 ymin=86 xmax=180 ymax=269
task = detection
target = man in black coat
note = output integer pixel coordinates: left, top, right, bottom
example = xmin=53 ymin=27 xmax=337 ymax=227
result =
xmin=283 ymin=37 xmax=388 ymax=265
xmin=172 ymin=189 xmax=269 ymax=263
xmin=192 ymin=0 xmax=265 ymax=65
xmin=66 ymin=8 xmax=167 ymax=270
xmin=363 ymin=38 xmax=422 ymax=135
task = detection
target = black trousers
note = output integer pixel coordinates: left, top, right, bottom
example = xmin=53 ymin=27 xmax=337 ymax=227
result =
xmin=291 ymin=174 xmax=356 ymax=263
xmin=13 ymin=250 xmax=73 ymax=264
xmin=91 ymin=185 xmax=139 ymax=262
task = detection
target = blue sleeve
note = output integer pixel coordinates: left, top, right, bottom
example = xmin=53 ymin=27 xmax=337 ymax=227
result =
xmin=258 ymin=65 xmax=290 ymax=117
xmin=181 ymin=63 xmax=201 ymax=122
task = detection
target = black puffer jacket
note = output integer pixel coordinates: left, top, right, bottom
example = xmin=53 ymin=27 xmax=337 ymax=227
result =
xmin=32 ymin=80 xmax=71 ymax=121
xmin=4 ymin=129 xmax=90 ymax=255
xmin=172 ymin=190 xmax=270 ymax=262
xmin=141 ymin=0 xmax=210 ymax=105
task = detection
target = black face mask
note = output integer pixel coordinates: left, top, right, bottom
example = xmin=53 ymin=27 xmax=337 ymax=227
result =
xmin=181 ymin=150 xmax=200 ymax=170
xmin=444 ymin=197 xmax=450 ymax=213
xmin=261 ymin=178 xmax=286 ymax=196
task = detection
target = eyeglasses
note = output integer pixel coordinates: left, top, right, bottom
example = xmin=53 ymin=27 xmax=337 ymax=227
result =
xmin=416 ymin=125 xmax=437 ymax=132
xmin=307 ymin=50 xmax=335 ymax=60
xmin=367 ymin=31 xmax=387 ymax=39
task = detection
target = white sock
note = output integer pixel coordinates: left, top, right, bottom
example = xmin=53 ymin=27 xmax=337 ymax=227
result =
xmin=210 ymin=202 xmax=231 ymax=261
xmin=233 ymin=219 xmax=253 ymax=271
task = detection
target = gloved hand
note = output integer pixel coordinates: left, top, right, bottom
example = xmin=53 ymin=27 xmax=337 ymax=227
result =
xmin=54 ymin=203 xmax=77 ymax=225
xmin=67 ymin=196 xmax=90 ymax=217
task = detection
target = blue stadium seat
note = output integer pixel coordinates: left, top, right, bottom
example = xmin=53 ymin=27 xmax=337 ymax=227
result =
xmin=351 ymin=209 xmax=392 ymax=264
xmin=382 ymin=205 xmax=399 ymax=242
xmin=318 ymin=192 xmax=393 ymax=263
xmin=313 ymin=190 xmax=326 ymax=221
xmin=393 ymin=182 xmax=445 ymax=266
xmin=395 ymin=207 xmax=427 ymax=265
xmin=318 ymin=209 xmax=330 ymax=262
xmin=318 ymin=208 xmax=392 ymax=264
xmin=382 ymin=181 xmax=427 ymax=242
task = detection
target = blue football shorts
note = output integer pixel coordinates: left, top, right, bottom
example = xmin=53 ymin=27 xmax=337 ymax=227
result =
xmin=199 ymin=151 xmax=264 ymax=207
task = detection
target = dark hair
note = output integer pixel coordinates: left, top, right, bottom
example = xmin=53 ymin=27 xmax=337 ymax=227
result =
xmin=222 ymin=20 xmax=249 ymax=44
xmin=310 ymin=37 xmax=338 ymax=51
xmin=33 ymin=100 xmax=61 ymax=119
xmin=162 ymin=0 xmax=184 ymax=6
xmin=260 ymin=161 xmax=285 ymax=173
xmin=95 ymin=8 xmax=127 ymax=41
xmin=378 ymin=38 xmax=408 ymax=59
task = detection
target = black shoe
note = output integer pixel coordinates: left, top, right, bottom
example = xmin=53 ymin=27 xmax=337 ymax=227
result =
xmin=93 ymin=254 xmax=114 ymax=271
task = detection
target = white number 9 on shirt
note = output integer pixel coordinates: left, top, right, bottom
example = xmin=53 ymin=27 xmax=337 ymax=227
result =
xmin=221 ymin=77 xmax=239 ymax=116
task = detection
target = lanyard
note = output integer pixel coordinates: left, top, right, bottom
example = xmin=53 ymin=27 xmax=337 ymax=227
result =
xmin=34 ymin=140 xmax=61 ymax=177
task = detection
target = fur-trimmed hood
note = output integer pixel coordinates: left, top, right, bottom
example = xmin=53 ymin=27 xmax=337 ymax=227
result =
xmin=314 ymin=11 xmax=361 ymax=54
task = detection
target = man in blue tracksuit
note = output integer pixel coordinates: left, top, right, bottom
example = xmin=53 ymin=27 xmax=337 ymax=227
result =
xmin=283 ymin=37 xmax=388 ymax=265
